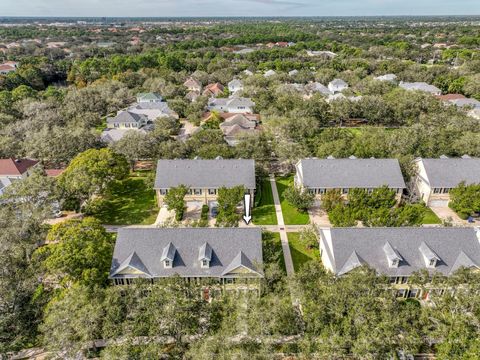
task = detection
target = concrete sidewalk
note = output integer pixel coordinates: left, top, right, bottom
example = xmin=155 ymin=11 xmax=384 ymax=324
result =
xmin=269 ymin=175 xmax=295 ymax=276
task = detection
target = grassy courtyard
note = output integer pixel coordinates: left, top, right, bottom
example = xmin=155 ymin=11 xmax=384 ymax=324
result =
xmin=410 ymin=204 xmax=442 ymax=224
xmin=421 ymin=207 xmax=442 ymax=224
xmin=262 ymin=231 xmax=286 ymax=274
xmin=276 ymin=176 xmax=310 ymax=225
xmin=92 ymin=175 xmax=158 ymax=225
xmin=288 ymin=232 xmax=320 ymax=272
xmin=252 ymin=179 xmax=277 ymax=225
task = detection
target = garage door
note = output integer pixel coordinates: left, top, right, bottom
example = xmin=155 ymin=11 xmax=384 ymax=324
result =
xmin=429 ymin=200 xmax=449 ymax=207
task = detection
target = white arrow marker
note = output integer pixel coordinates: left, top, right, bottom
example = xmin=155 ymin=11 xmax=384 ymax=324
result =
xmin=242 ymin=193 xmax=252 ymax=225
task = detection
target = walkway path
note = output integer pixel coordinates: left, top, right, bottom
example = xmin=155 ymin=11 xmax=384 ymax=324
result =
xmin=269 ymin=175 xmax=295 ymax=276
xmin=429 ymin=205 xmax=470 ymax=226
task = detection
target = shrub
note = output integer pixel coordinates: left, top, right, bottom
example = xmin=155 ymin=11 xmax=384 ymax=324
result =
xmin=175 ymin=207 xmax=184 ymax=222
xmin=322 ymin=189 xmax=343 ymax=212
xmin=449 ymin=182 xmax=480 ymax=219
xmin=201 ymin=205 xmax=209 ymax=221
xmin=284 ymin=185 xmax=314 ymax=212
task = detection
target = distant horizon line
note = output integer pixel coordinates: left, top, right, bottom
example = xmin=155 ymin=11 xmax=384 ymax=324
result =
xmin=0 ymin=15 xmax=479 ymax=19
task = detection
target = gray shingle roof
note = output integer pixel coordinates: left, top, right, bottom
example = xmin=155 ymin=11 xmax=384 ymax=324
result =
xmin=111 ymin=251 xmax=151 ymax=277
xmin=137 ymin=93 xmax=163 ymax=102
xmin=199 ymin=242 xmax=213 ymax=261
xmin=450 ymin=251 xmax=478 ymax=274
xmin=320 ymin=227 xmax=480 ymax=276
xmin=107 ymin=111 xmax=148 ymax=124
xmin=329 ymin=79 xmax=348 ymax=87
xmin=449 ymin=98 xmax=480 ymax=108
xmin=221 ymin=251 xmax=262 ymax=276
xmin=226 ymin=97 xmax=255 ymax=108
xmin=419 ymin=158 xmax=480 ymax=188
xmin=399 ymin=82 xmax=441 ymax=94
xmin=306 ymin=82 xmax=332 ymax=95
xmin=161 ymin=242 xmax=177 ymax=261
xmin=297 ymin=158 xmax=406 ymax=189
xmin=154 ymin=159 xmax=256 ymax=189
xmin=110 ymin=227 xmax=263 ymax=279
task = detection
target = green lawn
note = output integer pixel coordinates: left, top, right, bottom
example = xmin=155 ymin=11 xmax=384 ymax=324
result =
xmin=252 ymin=179 xmax=277 ymax=225
xmin=262 ymin=231 xmax=286 ymax=274
xmin=276 ymin=176 xmax=310 ymax=225
xmin=411 ymin=204 xmax=442 ymax=224
xmin=288 ymin=233 xmax=320 ymax=272
xmin=94 ymin=118 xmax=107 ymax=134
xmin=422 ymin=207 xmax=442 ymax=224
xmin=93 ymin=176 xmax=158 ymax=225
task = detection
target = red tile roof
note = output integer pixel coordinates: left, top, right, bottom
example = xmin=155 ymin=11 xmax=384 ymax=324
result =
xmin=0 ymin=64 xmax=15 ymax=71
xmin=204 ymin=83 xmax=224 ymax=95
xmin=436 ymin=94 xmax=466 ymax=101
xmin=45 ymin=169 xmax=65 ymax=177
xmin=0 ymin=158 xmax=38 ymax=176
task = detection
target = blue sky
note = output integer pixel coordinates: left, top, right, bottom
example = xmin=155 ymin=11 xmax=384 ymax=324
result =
xmin=0 ymin=0 xmax=479 ymax=17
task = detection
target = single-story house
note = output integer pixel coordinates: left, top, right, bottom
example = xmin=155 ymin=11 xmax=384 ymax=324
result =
xmin=0 ymin=61 xmax=18 ymax=75
xmin=106 ymin=111 xmax=148 ymax=129
xmin=185 ymin=91 xmax=201 ymax=102
xmin=220 ymin=114 xmax=258 ymax=146
xmin=264 ymin=70 xmax=276 ymax=78
xmin=154 ymin=158 xmax=256 ymax=207
xmin=0 ymin=158 xmax=39 ymax=195
xmin=100 ymin=128 xmax=149 ymax=143
xmin=127 ymin=102 xmax=178 ymax=121
xmin=328 ymin=79 xmax=348 ymax=93
xmin=374 ymin=74 xmax=397 ymax=82
xmin=295 ymin=157 xmax=406 ymax=200
xmin=234 ymin=48 xmax=255 ymax=55
xmin=281 ymin=83 xmax=305 ymax=94
xmin=207 ymin=97 xmax=255 ymax=114
xmin=399 ymin=82 xmax=442 ymax=96
xmin=184 ymin=77 xmax=202 ymax=92
xmin=305 ymin=50 xmax=337 ymax=58
xmin=414 ymin=156 xmax=480 ymax=206
xmin=319 ymin=227 xmax=480 ymax=300
xmin=448 ymin=98 xmax=480 ymax=109
xmin=203 ymin=83 xmax=225 ymax=97
xmin=305 ymin=82 xmax=332 ymax=96
xmin=228 ymin=79 xmax=243 ymax=94
xmin=468 ymin=108 xmax=480 ymax=120
xmin=109 ymin=227 xmax=264 ymax=297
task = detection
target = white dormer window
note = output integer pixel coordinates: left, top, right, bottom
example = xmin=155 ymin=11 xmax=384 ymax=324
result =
xmin=164 ymin=260 xmax=172 ymax=269
xmin=201 ymin=259 xmax=209 ymax=268
xmin=419 ymin=242 xmax=440 ymax=269
xmin=383 ymin=242 xmax=402 ymax=268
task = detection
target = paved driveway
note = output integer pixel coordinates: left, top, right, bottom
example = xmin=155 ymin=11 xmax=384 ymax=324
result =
xmin=154 ymin=206 xmax=175 ymax=226
xmin=184 ymin=201 xmax=203 ymax=221
xmin=429 ymin=205 xmax=466 ymax=226
xmin=308 ymin=200 xmax=331 ymax=227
